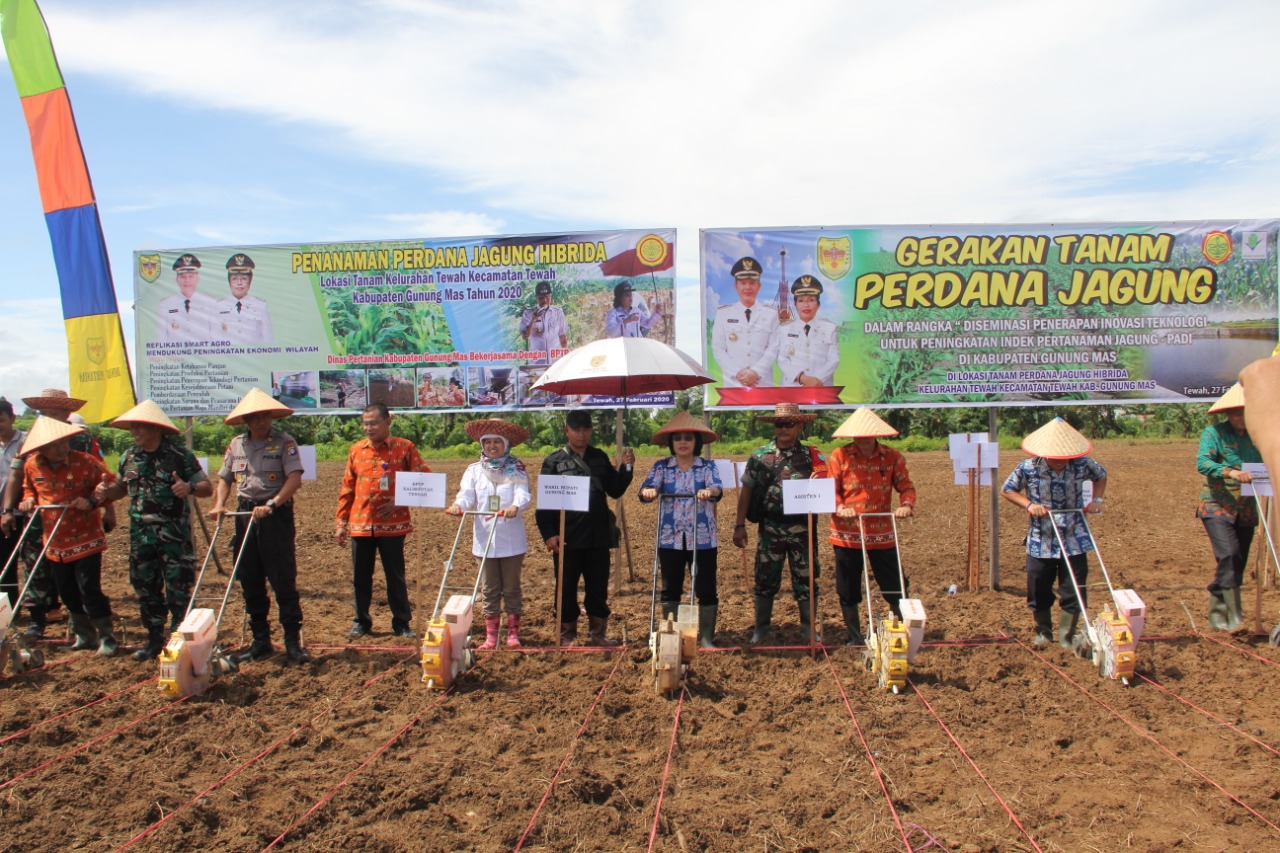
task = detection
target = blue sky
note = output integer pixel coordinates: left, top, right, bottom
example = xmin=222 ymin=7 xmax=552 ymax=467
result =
xmin=2 ymin=0 xmax=1280 ymax=412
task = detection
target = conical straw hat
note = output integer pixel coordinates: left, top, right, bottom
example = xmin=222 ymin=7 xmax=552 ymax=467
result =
xmin=111 ymin=400 xmax=179 ymax=434
xmin=224 ymin=388 xmax=293 ymax=426
xmin=832 ymin=407 xmax=898 ymax=439
xmin=1208 ymin=382 xmax=1245 ymax=414
xmin=464 ymin=418 xmax=530 ymax=447
xmin=19 ymin=415 xmax=85 ymax=456
xmin=1021 ymin=417 xmax=1092 ymax=460
xmin=651 ymin=411 xmax=718 ymax=447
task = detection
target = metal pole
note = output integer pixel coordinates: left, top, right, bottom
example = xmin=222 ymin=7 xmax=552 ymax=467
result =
xmin=988 ymin=407 xmax=1001 ymax=591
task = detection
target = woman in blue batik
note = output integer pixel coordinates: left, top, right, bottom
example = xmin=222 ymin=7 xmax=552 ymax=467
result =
xmin=639 ymin=412 xmax=723 ymax=647
xmin=1000 ymin=418 xmax=1107 ymax=648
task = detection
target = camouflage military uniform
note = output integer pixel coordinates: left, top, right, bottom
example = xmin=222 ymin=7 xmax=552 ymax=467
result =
xmin=742 ymin=440 xmax=825 ymax=601
xmin=117 ymin=436 xmax=207 ymax=632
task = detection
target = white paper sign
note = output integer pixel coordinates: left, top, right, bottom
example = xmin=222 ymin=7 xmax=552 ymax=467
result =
xmin=1242 ymin=462 xmax=1274 ymax=497
xmin=953 ymin=462 xmax=993 ymax=486
xmin=713 ymin=459 xmax=741 ymax=488
xmin=782 ymin=478 xmax=836 ymax=514
xmin=1082 ymin=480 xmax=1094 ymax=505
xmin=196 ymin=457 xmax=208 ymax=475
xmin=537 ymin=474 xmax=591 ymax=512
xmin=395 ymin=471 xmax=448 ymax=508
xmin=297 ymin=445 xmax=317 ymax=481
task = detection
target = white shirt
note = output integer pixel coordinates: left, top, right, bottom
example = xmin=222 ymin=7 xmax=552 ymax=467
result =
xmin=214 ymin=294 xmax=275 ymax=344
xmin=451 ymin=460 xmax=532 ymax=558
xmin=777 ymin=316 xmax=840 ymax=385
xmin=712 ymin=301 xmax=779 ymax=386
xmin=519 ymin=305 xmax=569 ymax=360
xmin=605 ymin=300 xmax=659 ymax=338
xmin=156 ymin=292 xmax=217 ymax=342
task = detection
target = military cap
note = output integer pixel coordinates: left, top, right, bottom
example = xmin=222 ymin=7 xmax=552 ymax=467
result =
xmin=172 ymin=254 xmax=201 ymax=271
xmin=791 ymin=274 xmax=823 ymax=297
xmin=730 ymin=257 xmax=762 ymax=279
xmin=226 ymin=253 xmax=256 ymax=274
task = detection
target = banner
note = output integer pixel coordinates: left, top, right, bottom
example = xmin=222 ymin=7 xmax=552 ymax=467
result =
xmin=701 ymin=221 xmax=1279 ymax=409
xmin=135 ymin=229 xmax=676 ymax=416
xmin=2 ymin=0 xmax=135 ymax=422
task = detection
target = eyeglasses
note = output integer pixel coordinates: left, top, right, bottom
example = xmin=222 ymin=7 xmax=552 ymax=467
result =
xmin=773 ymin=421 xmax=798 ymax=429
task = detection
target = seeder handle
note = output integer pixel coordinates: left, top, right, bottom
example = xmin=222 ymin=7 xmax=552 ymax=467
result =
xmin=1047 ymin=508 xmax=1119 ymax=616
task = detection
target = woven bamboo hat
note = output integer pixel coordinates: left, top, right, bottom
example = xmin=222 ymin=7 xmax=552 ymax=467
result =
xmin=224 ymin=388 xmax=294 ymax=426
xmin=1208 ymin=382 xmax=1245 ymax=414
xmin=651 ymin=411 xmax=718 ymax=447
xmin=1021 ymin=417 xmax=1093 ymax=460
xmin=19 ymin=415 xmax=85 ymax=456
xmin=21 ymin=388 xmax=86 ymax=413
xmin=755 ymin=402 xmax=817 ymax=424
xmin=464 ymin=418 xmax=529 ymax=448
xmin=112 ymin=400 xmax=179 ymax=434
xmin=832 ymin=407 xmax=898 ymax=439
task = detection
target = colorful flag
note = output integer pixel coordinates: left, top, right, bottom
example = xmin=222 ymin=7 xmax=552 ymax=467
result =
xmin=1 ymin=0 xmax=134 ymax=422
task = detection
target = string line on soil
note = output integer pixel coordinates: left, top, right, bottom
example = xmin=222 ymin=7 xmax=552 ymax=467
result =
xmin=0 ymin=674 xmax=160 ymax=747
xmin=1196 ymin=631 xmax=1280 ymax=668
xmin=513 ymin=651 xmax=627 ymax=852
xmin=260 ymin=655 xmax=486 ymax=852
xmin=1136 ymin=673 xmax=1280 ymax=759
xmin=1018 ymin=638 xmax=1280 ymax=836
xmin=818 ymin=646 xmax=911 ymax=850
xmin=646 ymin=685 xmax=687 ymax=852
xmin=908 ymin=678 xmax=1044 ymax=853
xmin=112 ymin=652 xmax=416 ymax=853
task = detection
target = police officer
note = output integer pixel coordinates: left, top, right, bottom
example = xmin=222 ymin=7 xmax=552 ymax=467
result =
xmin=777 ymin=275 xmax=839 ymax=387
xmin=519 ymin=281 xmax=569 ymax=362
xmin=156 ymin=254 xmax=215 ymax=342
xmin=215 ymin=253 xmax=275 ymax=344
xmin=712 ymin=256 xmax=780 ymax=387
xmin=733 ymin=403 xmax=826 ymax=644
xmin=208 ymin=388 xmax=309 ymax=664
xmin=96 ymin=400 xmax=212 ymax=661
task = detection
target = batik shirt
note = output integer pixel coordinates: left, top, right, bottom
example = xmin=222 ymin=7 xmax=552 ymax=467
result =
xmin=826 ymin=441 xmax=916 ymax=550
xmin=1196 ymin=422 xmax=1261 ymax=523
xmin=638 ymin=457 xmax=723 ymax=550
xmin=1001 ymin=456 xmax=1107 ymax=558
xmin=22 ymin=450 xmax=110 ymax=562
xmin=335 ymin=436 xmax=430 ymax=536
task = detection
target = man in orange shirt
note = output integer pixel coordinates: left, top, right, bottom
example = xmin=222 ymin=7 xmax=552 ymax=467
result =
xmin=17 ymin=416 xmax=119 ymax=655
xmin=335 ymin=404 xmax=430 ymax=639
xmin=826 ymin=408 xmax=916 ymax=646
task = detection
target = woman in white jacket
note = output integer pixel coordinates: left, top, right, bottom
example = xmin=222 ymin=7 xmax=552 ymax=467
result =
xmin=445 ymin=418 xmax=531 ymax=648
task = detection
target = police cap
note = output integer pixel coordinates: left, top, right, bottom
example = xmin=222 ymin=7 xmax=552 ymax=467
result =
xmin=730 ymin=257 xmax=762 ymax=279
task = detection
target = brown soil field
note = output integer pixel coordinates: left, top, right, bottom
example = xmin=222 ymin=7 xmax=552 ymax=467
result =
xmin=4 ymin=440 xmax=1280 ymax=852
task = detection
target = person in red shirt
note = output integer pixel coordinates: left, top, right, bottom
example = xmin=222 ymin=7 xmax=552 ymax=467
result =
xmin=825 ymin=408 xmax=916 ymax=645
xmin=334 ymin=403 xmax=430 ymax=639
xmin=17 ymin=416 xmax=119 ymax=655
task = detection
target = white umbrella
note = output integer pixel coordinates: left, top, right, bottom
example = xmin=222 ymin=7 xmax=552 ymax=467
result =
xmin=529 ymin=336 xmax=712 ymax=399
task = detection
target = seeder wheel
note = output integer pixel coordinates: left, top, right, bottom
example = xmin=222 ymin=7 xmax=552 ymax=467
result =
xmin=0 ymin=636 xmax=43 ymax=675
xmin=1093 ymin=612 xmax=1136 ymax=684
xmin=1270 ymin=625 xmax=1280 ymax=649
xmin=157 ymin=638 xmax=211 ymax=698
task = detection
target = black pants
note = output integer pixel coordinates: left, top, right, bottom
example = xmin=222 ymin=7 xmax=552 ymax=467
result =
xmin=834 ymin=545 xmax=908 ymax=616
xmin=351 ymin=535 xmax=412 ymax=632
xmin=553 ymin=546 xmax=610 ymax=621
xmin=658 ymin=547 xmax=718 ymax=606
xmin=1202 ymin=515 xmax=1256 ymax=592
xmin=233 ymin=501 xmax=302 ymax=631
xmin=0 ymin=527 xmax=18 ymax=608
xmin=1026 ymin=552 xmax=1089 ymax=613
xmin=51 ymin=552 xmax=110 ymax=619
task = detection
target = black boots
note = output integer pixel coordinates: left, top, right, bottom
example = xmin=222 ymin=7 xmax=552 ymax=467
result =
xmin=235 ymin=619 xmax=274 ymax=663
xmin=133 ymin=627 xmax=168 ymax=662
xmin=750 ymin=596 xmax=773 ymax=645
xmin=841 ymin=605 xmax=863 ymax=646
xmin=284 ymin=628 xmax=311 ymax=664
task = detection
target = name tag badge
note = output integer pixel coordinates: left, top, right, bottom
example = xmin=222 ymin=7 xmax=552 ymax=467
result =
xmin=487 ymin=494 xmax=501 ymax=512
xmin=379 ymin=475 xmax=390 ymax=491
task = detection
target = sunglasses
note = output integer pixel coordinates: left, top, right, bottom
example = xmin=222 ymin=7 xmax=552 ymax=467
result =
xmin=773 ymin=421 xmax=799 ymax=429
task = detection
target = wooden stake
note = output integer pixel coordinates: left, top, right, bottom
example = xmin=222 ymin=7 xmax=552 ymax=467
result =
xmin=808 ymin=513 xmax=817 ymax=658
xmin=556 ymin=508 xmax=566 ymax=650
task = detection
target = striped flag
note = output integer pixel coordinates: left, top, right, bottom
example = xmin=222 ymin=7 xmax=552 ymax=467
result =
xmin=1 ymin=0 xmax=134 ymax=422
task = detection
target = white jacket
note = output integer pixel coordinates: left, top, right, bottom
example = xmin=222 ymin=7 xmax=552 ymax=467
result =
xmin=452 ymin=460 xmax=532 ymax=558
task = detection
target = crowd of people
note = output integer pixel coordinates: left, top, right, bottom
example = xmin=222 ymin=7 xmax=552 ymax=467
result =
xmin=2 ymin=354 xmax=1278 ymax=665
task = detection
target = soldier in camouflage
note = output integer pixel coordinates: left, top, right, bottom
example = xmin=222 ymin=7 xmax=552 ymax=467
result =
xmin=733 ymin=403 xmax=826 ymax=645
xmin=97 ymin=401 xmax=211 ymax=661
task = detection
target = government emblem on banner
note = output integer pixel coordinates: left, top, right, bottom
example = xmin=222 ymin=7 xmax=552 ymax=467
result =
xmin=85 ymin=337 xmax=106 ymax=366
xmin=1202 ymin=231 xmax=1233 ymax=264
xmin=138 ymin=254 xmax=161 ymax=283
xmin=816 ymin=236 xmax=852 ymax=280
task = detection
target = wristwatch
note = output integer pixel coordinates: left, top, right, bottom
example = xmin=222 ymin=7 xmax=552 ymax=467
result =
xmin=265 ymin=499 xmax=277 ymax=512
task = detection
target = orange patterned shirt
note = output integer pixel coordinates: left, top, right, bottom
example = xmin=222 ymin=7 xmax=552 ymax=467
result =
xmin=22 ymin=450 xmax=111 ymax=562
xmin=335 ymin=436 xmax=430 ymax=536
xmin=825 ymin=441 xmax=916 ymax=550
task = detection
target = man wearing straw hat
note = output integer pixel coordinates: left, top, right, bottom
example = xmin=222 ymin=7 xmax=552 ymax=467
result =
xmin=335 ymin=403 xmax=430 ymax=641
xmin=94 ymin=401 xmax=212 ymax=661
xmin=209 ymin=388 xmax=308 ymax=664
xmin=826 ymin=408 xmax=916 ymax=645
xmin=2 ymin=388 xmax=114 ymax=638
xmin=1000 ymin=417 xmax=1108 ymax=647
xmin=1196 ymin=382 xmax=1261 ymax=631
xmin=734 ymin=402 xmax=826 ymax=644
xmin=15 ymin=415 xmax=119 ymax=655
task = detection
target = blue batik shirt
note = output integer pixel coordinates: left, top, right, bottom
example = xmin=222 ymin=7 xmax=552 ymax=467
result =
xmin=1002 ymin=456 xmax=1107 ymax=558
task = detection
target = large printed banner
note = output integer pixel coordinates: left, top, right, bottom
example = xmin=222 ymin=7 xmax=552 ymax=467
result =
xmin=702 ymin=221 xmax=1279 ymax=409
xmin=136 ymin=229 xmax=677 ymax=416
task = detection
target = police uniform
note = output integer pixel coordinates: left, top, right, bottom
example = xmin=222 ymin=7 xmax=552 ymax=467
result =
xmin=156 ymin=254 xmax=216 ymax=342
xmin=777 ymin=276 xmax=840 ymax=386
xmin=712 ymin=257 xmax=780 ymax=386
xmin=216 ymin=253 xmax=275 ymax=343
xmin=218 ymin=428 xmax=305 ymax=638
xmin=118 ymin=436 xmax=206 ymax=635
